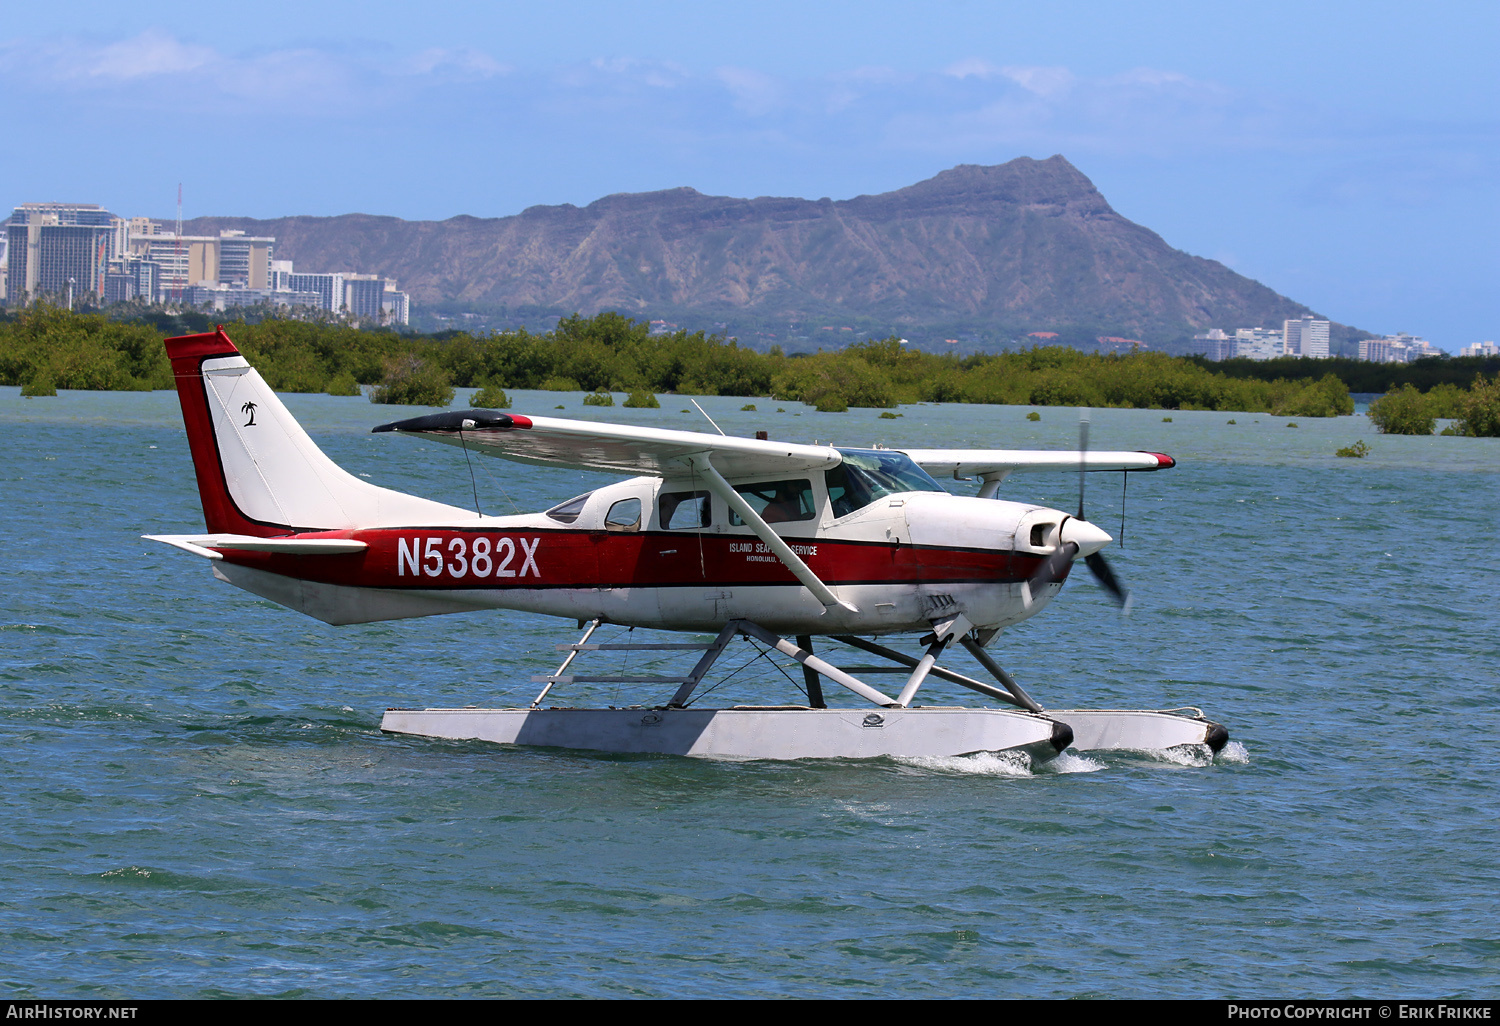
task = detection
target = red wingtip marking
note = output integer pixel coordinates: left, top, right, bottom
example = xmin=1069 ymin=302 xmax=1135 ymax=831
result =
xmin=509 ymin=415 xmax=534 ymax=429
xmin=1146 ymin=452 xmax=1176 ymax=469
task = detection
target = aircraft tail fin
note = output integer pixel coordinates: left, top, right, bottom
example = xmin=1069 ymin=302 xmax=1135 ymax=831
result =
xmin=164 ymin=327 xmax=468 ymax=535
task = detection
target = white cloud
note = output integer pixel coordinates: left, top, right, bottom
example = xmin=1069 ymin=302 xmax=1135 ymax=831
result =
xmin=88 ymin=29 xmax=215 ymax=80
xmin=0 ymin=31 xmax=1481 ymax=184
xmin=715 ymin=66 xmax=785 ymax=116
xmin=1112 ymin=67 xmax=1195 ymax=89
xmin=943 ymin=59 xmax=1076 ymax=97
xmin=999 ymin=65 xmax=1075 ymax=99
xmin=887 ymin=63 xmax=1263 ymax=158
xmin=944 ymin=57 xmax=1001 ymax=80
xmin=585 ymin=56 xmax=688 ymax=88
xmin=406 ymin=48 xmax=509 ymax=79
xmin=0 ymin=30 xmax=358 ymax=108
xmin=823 ymin=65 xmax=908 ymax=113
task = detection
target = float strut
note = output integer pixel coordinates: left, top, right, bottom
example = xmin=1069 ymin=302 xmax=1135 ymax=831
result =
xmin=958 ymin=635 xmax=1044 ymax=712
xmin=736 ymin=622 xmax=898 ymax=707
xmin=894 ymin=615 xmax=972 ymax=707
xmin=532 ymin=619 xmax=600 ymax=707
xmin=832 ymin=635 xmax=1026 ymax=709
xmin=666 ymin=622 xmax=742 ymax=708
xmin=796 ymin=635 xmax=827 ymax=708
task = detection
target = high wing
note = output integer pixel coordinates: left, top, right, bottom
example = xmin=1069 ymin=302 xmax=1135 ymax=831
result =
xmin=370 ymin=410 xmax=1174 ymax=483
xmin=372 ymin=409 xmax=842 ymax=479
xmin=899 ymin=449 xmax=1176 ymax=481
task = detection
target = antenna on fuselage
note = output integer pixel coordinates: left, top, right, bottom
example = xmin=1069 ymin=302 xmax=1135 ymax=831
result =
xmin=1077 ymin=408 xmax=1089 ymax=520
xmin=458 ymin=420 xmax=482 ymax=517
xmin=689 ymin=398 xmax=726 ymax=436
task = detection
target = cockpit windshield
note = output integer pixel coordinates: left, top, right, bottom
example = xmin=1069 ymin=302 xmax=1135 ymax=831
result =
xmin=826 ymin=449 xmax=946 ymax=518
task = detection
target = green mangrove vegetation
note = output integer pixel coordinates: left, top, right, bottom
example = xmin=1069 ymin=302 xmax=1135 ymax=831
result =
xmin=469 ymin=384 xmax=511 ymax=409
xmin=1367 ymin=376 xmax=1500 ymax=436
xmin=3 ymin=304 xmax=1498 ymax=432
xmin=1199 ymin=353 xmax=1500 ymax=393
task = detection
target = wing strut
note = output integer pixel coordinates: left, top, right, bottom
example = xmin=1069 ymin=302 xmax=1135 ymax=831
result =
xmin=688 ymin=455 xmax=858 ymax=615
xmin=976 ymin=470 xmax=1011 ymax=500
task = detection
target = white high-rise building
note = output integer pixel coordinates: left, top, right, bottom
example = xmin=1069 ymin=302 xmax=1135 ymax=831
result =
xmin=287 ymin=272 xmax=347 ymax=313
xmin=1235 ymin=327 xmax=1286 ymax=361
xmin=126 ymin=226 xmax=274 ymax=301
xmin=381 ymin=287 xmax=410 ymax=326
xmin=1360 ymin=333 xmax=1443 ymax=363
xmin=6 ymin=203 xmax=123 ymax=304
xmin=1190 ymin=328 xmax=1236 ymax=361
xmin=1459 ymin=341 xmax=1499 ymax=358
xmin=1284 ymin=316 xmax=1330 ymax=359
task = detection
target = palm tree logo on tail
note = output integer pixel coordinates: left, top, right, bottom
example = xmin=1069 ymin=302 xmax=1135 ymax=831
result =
xmin=242 ymin=401 xmax=258 ymax=427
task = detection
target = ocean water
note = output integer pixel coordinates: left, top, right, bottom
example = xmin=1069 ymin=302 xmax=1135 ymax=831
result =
xmin=1 ymin=386 xmax=1497 ymax=999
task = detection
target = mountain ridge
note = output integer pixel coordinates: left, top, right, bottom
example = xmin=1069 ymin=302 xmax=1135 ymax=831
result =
xmin=179 ymin=156 xmax=1322 ymax=342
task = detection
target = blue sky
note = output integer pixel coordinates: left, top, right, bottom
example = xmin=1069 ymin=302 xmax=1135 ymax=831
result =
xmin=2 ymin=1 xmax=1495 ymax=345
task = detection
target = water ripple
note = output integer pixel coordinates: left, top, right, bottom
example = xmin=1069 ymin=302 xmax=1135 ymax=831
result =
xmin=1 ymin=396 xmax=1497 ymax=997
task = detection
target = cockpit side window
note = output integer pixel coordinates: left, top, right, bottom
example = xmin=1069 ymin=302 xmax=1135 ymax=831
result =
xmin=729 ymin=479 xmax=814 ymax=525
xmin=825 ymin=449 xmax=946 ymax=517
xmin=545 ymin=492 xmax=594 ymax=524
xmin=658 ymin=490 xmax=711 ymax=530
xmin=605 ymin=497 xmax=642 ymax=532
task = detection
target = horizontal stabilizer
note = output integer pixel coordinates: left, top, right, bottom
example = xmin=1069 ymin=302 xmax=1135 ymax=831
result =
xmin=145 ymin=533 xmax=369 ymax=560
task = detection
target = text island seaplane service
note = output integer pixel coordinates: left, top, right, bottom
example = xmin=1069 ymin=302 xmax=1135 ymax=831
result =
xmin=147 ymin=328 xmax=1229 ymax=765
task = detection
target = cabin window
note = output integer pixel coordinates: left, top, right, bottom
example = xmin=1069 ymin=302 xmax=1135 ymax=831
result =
xmin=605 ymin=498 xmax=642 ymax=532
xmin=825 ymin=449 xmax=946 ymax=518
xmin=659 ymin=490 xmax=711 ymax=530
xmin=730 ymin=479 xmax=814 ymax=525
xmin=545 ymin=492 xmax=593 ymax=524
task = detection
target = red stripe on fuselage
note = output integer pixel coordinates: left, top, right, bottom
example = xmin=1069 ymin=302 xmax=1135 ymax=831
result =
xmin=211 ymin=527 xmax=1056 ymax=590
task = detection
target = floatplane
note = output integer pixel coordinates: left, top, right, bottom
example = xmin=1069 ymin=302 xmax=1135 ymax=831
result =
xmin=147 ymin=327 xmax=1228 ymax=765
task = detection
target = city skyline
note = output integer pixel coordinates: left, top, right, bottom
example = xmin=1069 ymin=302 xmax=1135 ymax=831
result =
xmin=3 ymin=202 xmax=409 ymax=323
xmin=1 ymin=2 xmax=1494 ymax=344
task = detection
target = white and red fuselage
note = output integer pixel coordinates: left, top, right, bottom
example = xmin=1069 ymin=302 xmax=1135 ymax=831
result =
xmin=154 ymin=328 xmax=1171 ymax=637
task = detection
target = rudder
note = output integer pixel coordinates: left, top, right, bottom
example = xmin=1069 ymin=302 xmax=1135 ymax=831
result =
xmin=165 ymin=327 xmax=468 ymax=535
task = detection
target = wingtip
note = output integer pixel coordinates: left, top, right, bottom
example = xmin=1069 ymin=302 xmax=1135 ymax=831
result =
xmin=370 ymin=409 xmax=521 ymax=434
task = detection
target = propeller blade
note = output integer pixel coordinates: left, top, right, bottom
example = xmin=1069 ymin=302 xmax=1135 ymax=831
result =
xmin=1084 ymin=551 xmax=1131 ymax=612
xmin=1072 ymin=410 xmax=1133 ymax=613
xmin=1022 ymin=541 xmax=1078 ymax=608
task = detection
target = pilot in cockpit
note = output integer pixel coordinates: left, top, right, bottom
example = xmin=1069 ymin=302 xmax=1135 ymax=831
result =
xmin=760 ymin=484 xmax=804 ymax=523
